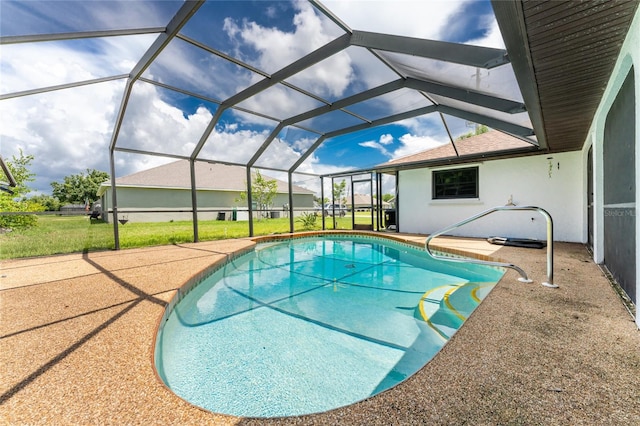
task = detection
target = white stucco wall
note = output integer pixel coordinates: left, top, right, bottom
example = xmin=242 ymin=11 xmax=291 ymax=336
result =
xmin=398 ymin=150 xmax=584 ymax=242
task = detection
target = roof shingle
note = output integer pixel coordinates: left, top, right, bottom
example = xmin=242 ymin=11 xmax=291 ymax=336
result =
xmin=104 ymin=160 xmax=314 ymax=194
xmin=381 ymin=130 xmax=533 ymax=166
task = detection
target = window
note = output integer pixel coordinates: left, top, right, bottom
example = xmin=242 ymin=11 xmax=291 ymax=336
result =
xmin=432 ymin=167 xmax=478 ymax=199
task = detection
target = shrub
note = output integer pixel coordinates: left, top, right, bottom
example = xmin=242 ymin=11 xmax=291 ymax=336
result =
xmin=296 ymin=212 xmax=318 ymax=230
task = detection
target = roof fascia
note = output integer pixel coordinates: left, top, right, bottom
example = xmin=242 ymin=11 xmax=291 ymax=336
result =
xmin=324 ymin=146 xmax=541 ymax=178
xmin=491 ymin=0 xmax=548 ymax=150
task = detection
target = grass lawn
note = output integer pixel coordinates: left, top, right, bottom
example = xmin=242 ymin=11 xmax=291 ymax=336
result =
xmin=0 ymin=213 xmax=374 ymax=259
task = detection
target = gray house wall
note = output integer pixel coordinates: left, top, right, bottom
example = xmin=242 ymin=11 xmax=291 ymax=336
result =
xmin=100 ymin=186 xmax=314 ymax=223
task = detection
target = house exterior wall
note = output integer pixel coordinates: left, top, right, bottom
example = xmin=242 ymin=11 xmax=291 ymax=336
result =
xmin=100 ymin=187 xmax=314 ymax=223
xmin=398 ymin=150 xmax=584 ymax=242
xmin=586 ymin=7 xmax=639 ymax=327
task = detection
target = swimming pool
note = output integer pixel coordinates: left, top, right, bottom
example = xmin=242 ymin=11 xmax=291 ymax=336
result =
xmin=154 ymin=234 xmax=504 ymax=417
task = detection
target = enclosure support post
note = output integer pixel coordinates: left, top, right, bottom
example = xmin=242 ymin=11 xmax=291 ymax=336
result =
xmin=395 ymin=171 xmax=399 ymax=232
xmin=288 ymin=172 xmax=294 ymax=233
xmin=109 ymin=148 xmax=120 ymax=250
xmin=320 ymin=176 xmax=325 ymax=230
xmin=370 ymin=173 xmax=374 ymax=230
xmin=189 ymin=159 xmax=199 ymax=243
xmin=247 ymin=166 xmax=254 ymax=237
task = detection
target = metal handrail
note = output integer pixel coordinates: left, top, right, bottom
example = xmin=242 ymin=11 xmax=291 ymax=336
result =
xmin=425 ymin=205 xmax=558 ymax=288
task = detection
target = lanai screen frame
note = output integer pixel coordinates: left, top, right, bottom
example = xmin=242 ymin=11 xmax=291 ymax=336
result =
xmin=0 ymin=0 xmax=543 ymax=249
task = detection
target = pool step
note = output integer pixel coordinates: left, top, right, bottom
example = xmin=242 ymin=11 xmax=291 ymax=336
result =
xmin=418 ymin=282 xmax=495 ymax=340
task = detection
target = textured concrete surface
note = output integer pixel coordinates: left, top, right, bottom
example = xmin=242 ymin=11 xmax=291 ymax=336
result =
xmin=1 ymin=233 xmax=638 ymax=425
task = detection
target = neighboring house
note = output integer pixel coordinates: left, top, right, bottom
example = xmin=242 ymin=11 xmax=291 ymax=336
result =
xmin=347 ymin=194 xmax=392 ymax=211
xmin=97 ymin=160 xmax=315 ymax=223
xmin=378 ymin=130 xmax=584 ymax=242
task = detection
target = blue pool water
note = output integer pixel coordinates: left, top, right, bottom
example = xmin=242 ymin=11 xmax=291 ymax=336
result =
xmin=155 ymin=235 xmax=504 ymax=417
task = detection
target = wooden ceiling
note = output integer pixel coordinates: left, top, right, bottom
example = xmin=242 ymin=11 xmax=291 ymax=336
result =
xmin=493 ymin=0 xmax=638 ymax=152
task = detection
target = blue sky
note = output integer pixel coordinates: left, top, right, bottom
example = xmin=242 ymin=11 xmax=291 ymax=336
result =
xmin=0 ymin=0 xmax=512 ymax=196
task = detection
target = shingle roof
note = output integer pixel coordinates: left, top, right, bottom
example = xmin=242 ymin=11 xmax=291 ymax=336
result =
xmin=100 ymin=160 xmax=314 ymax=194
xmin=380 ymin=130 xmax=533 ymax=167
xmin=348 ymin=194 xmax=392 ymax=208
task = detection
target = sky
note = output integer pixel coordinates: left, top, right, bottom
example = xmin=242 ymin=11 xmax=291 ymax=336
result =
xmin=0 ymin=0 xmax=515 ymax=197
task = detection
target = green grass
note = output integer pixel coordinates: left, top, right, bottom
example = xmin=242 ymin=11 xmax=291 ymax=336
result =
xmin=0 ymin=214 xmax=362 ymax=259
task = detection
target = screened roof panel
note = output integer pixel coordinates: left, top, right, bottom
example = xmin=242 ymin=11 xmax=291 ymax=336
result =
xmin=235 ymin=82 xmax=326 ymax=121
xmin=313 ymin=118 xmax=453 ymax=172
xmin=377 ymin=51 xmax=523 ymax=103
xmin=430 ymin=94 xmax=533 ymax=136
xmin=440 ymin=115 xmax=488 ymax=140
xmin=179 ymin=0 xmax=347 ymax=75
xmin=198 ymin=109 xmax=279 ymax=165
xmin=0 ymin=0 xmax=182 ymax=37
xmin=141 ymin=37 xmax=261 ymax=102
xmin=283 ymin=46 xmax=400 ymax=103
xmin=319 ymin=0 xmax=500 ymax=46
xmin=117 ymin=81 xmax=219 ymax=157
xmin=253 ymin=126 xmax=321 ymax=171
xmin=347 ymin=88 xmax=434 ymax=122
xmin=0 ymin=80 xmax=125 ymax=172
xmin=297 ymin=109 xmax=367 ymax=134
xmin=1 ymin=35 xmax=155 ymax=95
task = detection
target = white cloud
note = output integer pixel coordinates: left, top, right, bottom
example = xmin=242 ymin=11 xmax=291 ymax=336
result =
xmin=0 ymin=80 xmax=124 ymax=193
xmin=379 ymin=134 xmax=393 ymax=145
xmin=1 ymin=35 xmax=156 ymax=95
xmin=119 ymin=84 xmax=214 ymax=158
xmin=391 ymin=134 xmax=446 ymax=160
xmin=321 ymin=0 xmax=464 ymax=39
xmin=358 ymin=134 xmax=395 ymax=157
xmin=467 ymin=15 xmax=506 ymax=49
xmin=224 ymin=1 xmax=354 ymax=101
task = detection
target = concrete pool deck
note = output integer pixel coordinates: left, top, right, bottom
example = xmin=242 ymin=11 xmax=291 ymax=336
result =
xmin=1 ymin=233 xmax=639 ymax=425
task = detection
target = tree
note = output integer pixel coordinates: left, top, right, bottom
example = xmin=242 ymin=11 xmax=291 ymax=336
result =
xmin=332 ymin=180 xmax=346 ymax=204
xmin=382 ymin=193 xmax=394 ymax=203
xmin=51 ymin=169 xmax=109 ymax=205
xmin=457 ymin=124 xmax=489 ymax=140
xmin=238 ymin=170 xmax=278 ymax=219
xmin=29 ymin=194 xmax=62 ymax=211
xmin=0 ymin=150 xmax=44 ymax=229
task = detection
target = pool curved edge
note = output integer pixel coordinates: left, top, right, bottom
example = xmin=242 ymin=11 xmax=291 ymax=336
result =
xmin=150 ymin=231 xmax=503 ymax=420
xmin=253 ymin=230 xmax=499 ymax=263
xmin=150 ymin=242 xmax=257 ymax=417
